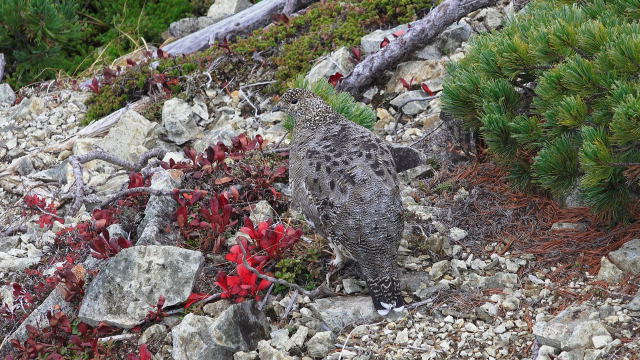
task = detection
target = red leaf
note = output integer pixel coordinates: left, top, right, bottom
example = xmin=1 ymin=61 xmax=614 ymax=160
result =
xmin=328 ymin=72 xmax=344 ymax=87
xmin=380 ymin=38 xmax=390 ymax=48
xmin=392 ymin=29 xmax=406 ymax=38
xmin=126 ymin=58 xmax=136 ymax=66
xmin=215 ymin=176 xmax=234 ymax=185
xmin=271 ymin=13 xmax=290 ymax=24
xmin=157 ymin=48 xmax=169 ymax=59
xmin=399 ymin=78 xmax=410 ymax=90
xmin=184 ymin=293 xmax=210 ymax=309
xmin=351 ymin=47 xmax=362 ymax=62
xmin=89 ymin=78 xmax=100 ymax=94
xmin=421 ymin=83 xmax=435 ymax=96
xmin=139 ymin=344 xmax=153 ymax=360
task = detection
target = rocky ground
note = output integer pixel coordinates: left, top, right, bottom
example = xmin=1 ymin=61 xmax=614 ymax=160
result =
xmin=0 ymin=1 xmax=639 ymax=359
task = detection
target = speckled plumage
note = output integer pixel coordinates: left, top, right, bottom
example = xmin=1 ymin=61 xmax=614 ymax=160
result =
xmin=278 ymin=88 xmax=404 ymax=314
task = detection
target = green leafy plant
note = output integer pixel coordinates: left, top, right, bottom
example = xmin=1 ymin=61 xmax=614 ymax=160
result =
xmin=284 ymin=76 xmax=376 ymax=131
xmin=442 ymin=0 xmax=640 ymax=223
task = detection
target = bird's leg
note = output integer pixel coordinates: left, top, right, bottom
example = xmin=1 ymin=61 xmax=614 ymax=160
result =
xmin=326 ymin=241 xmax=347 ymax=284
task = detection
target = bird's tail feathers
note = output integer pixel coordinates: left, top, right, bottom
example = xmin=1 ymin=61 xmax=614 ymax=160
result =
xmin=367 ymin=276 xmax=404 ymax=316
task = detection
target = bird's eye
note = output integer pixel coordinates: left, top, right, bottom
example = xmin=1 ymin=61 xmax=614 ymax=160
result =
xmin=291 ymin=99 xmax=298 ymax=104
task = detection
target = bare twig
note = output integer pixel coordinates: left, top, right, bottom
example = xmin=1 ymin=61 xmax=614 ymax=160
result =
xmin=1 ymin=225 xmax=27 ymax=236
xmin=392 ymin=112 xmax=403 ymax=143
xmin=407 ymin=296 xmax=436 ymax=310
xmin=236 ymin=238 xmax=334 ymax=299
xmin=409 ymin=121 xmax=445 ymax=148
xmin=396 ymin=94 xmax=440 ymax=109
xmin=68 ymin=148 xmax=167 ymax=216
xmin=282 ymin=290 xmax=299 ymax=319
xmin=0 ymin=53 xmax=5 ymax=82
xmin=262 ymin=147 xmax=290 ymax=155
xmin=241 ymin=80 xmax=277 ymax=88
xmin=273 ymin=131 xmax=290 ymax=149
xmin=259 ymin=283 xmax=275 ymax=311
xmin=98 ymin=333 xmax=137 ymax=343
xmin=239 ymin=89 xmax=259 ymax=117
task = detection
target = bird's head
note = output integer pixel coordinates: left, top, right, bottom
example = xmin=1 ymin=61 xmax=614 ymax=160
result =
xmin=273 ymin=88 xmax=331 ymax=128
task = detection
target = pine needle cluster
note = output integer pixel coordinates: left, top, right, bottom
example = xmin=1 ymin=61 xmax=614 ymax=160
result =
xmin=283 ymin=75 xmax=376 ymax=131
xmin=442 ymin=0 xmax=640 ymax=223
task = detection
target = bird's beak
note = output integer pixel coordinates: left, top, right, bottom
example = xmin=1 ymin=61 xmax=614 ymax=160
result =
xmin=271 ymin=105 xmax=282 ymax=113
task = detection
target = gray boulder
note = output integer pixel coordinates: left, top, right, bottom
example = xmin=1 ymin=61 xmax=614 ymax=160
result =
xmin=596 ymin=257 xmax=624 ymax=283
xmin=78 ymin=245 xmax=204 ymax=328
xmin=305 ymin=47 xmax=354 ymax=84
xmin=309 ymin=296 xmax=382 ymax=332
xmin=207 ymin=0 xmax=252 ymax=20
xmin=98 ymin=110 xmax=158 ymax=163
xmin=361 ymin=24 xmax=409 ymax=55
xmin=533 ymin=305 xmax=610 ymax=351
xmin=162 ymin=98 xmax=202 ymax=145
xmin=0 ymin=83 xmax=15 ymax=106
xmin=169 ymin=17 xmax=217 ymax=38
xmin=608 ymin=239 xmax=640 ymax=274
xmin=172 ymin=301 xmax=270 ymax=360
xmin=306 ymin=331 xmax=334 ymax=359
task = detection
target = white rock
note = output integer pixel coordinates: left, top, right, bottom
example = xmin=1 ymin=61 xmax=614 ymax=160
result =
xmin=305 ymin=47 xmax=355 ymax=84
xmin=207 ymin=0 xmax=252 ymax=20
xmin=395 ymin=328 xmax=409 ymax=344
xmin=0 ymin=83 xmax=16 ymax=106
xmin=591 ymin=334 xmax=612 ymax=349
xmin=429 ymin=260 xmax=449 ymax=280
xmin=306 ymin=331 xmax=334 ymax=359
xmin=449 ymin=227 xmax=468 ymax=241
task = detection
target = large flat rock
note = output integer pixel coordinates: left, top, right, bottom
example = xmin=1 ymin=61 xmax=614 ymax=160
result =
xmin=78 ymin=245 xmax=203 ymax=328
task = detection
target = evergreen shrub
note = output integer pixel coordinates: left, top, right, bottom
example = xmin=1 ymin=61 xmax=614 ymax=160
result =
xmin=0 ymin=0 xmax=195 ymax=89
xmin=442 ymin=0 xmax=640 ymax=223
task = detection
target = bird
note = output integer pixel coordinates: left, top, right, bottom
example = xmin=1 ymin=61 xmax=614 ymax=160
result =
xmin=276 ymin=88 xmax=405 ymax=315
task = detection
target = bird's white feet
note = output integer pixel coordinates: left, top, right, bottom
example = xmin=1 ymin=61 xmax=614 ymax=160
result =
xmin=326 ymin=242 xmax=347 ymax=284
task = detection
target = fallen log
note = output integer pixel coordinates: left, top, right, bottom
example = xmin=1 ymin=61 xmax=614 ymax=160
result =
xmin=162 ymin=0 xmax=317 ymax=56
xmin=336 ymin=0 xmax=498 ymax=95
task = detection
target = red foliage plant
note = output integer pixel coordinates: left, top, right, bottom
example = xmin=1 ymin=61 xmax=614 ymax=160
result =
xmin=8 ymin=310 xmax=116 ymax=360
xmin=23 ymin=195 xmax=64 ymax=229
xmin=215 ymin=218 xmax=303 ymax=302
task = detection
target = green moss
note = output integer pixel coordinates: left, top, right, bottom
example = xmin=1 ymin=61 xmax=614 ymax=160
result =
xmin=274 ymin=252 xmax=321 ymax=293
xmin=141 ymin=101 xmax=164 ymax=123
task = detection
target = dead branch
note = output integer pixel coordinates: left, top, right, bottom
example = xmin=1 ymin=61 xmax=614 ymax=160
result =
xmin=68 ymin=148 xmax=167 ymax=216
xmin=1 ymin=224 xmax=26 ymax=236
xmin=162 ymin=0 xmax=318 ymax=56
xmin=236 ymin=238 xmax=334 ymax=299
xmin=336 ymin=0 xmax=498 ymax=95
